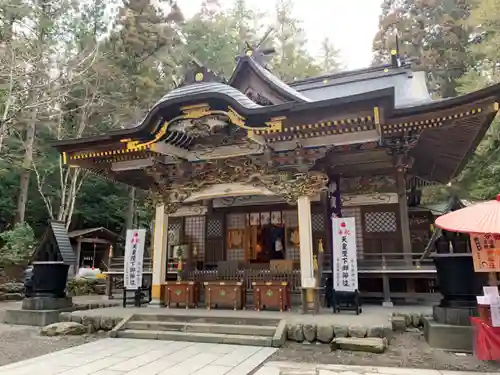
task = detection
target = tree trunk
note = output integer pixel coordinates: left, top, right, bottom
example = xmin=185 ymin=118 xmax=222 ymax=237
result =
xmin=14 ymin=112 xmax=37 ymax=224
xmin=125 ymin=186 xmax=136 ymax=230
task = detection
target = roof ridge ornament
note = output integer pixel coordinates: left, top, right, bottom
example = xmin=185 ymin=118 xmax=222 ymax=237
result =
xmin=391 ymin=33 xmax=402 ymax=68
xmin=180 ymin=59 xmax=225 ymax=86
xmin=237 ymin=27 xmax=276 ymax=67
xmin=389 ymin=32 xmax=413 ymax=69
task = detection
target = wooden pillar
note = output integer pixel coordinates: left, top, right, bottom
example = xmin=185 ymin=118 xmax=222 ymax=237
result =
xmin=396 ymin=170 xmax=413 ymax=265
xmin=298 ymin=196 xmax=315 ymax=313
xmin=321 ymin=191 xmax=332 ymax=283
xmin=75 ymin=238 xmax=82 ymax=273
xmin=382 ymin=273 xmax=393 ymax=307
xmin=151 ymin=204 xmax=168 ymax=307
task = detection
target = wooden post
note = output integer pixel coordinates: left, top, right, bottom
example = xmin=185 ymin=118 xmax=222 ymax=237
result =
xmin=151 ymin=204 xmax=168 ymax=307
xmin=320 ymin=191 xmax=331 ymax=285
xmin=75 ymin=238 xmax=82 ymax=272
xmin=382 ymin=273 xmax=393 ymax=307
xmin=488 ymin=272 xmax=498 ymax=287
xmin=298 ymin=196 xmax=315 ymax=313
xmin=396 ymin=170 xmax=413 ymax=265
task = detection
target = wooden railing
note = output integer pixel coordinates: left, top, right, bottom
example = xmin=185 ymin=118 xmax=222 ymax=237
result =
xmin=104 ymin=253 xmax=435 ymax=298
xmin=106 ymin=252 xmax=433 ymax=274
xmin=107 ymin=256 xmax=153 ymax=272
xmin=357 ymin=252 xmax=435 ymax=271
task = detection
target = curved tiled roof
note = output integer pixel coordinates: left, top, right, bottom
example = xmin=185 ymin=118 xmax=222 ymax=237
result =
xmin=122 ymin=82 xmax=262 ymax=130
xmin=229 ymin=56 xmax=311 ymax=103
xmin=245 ymin=58 xmax=311 ymax=102
xmin=157 ymin=82 xmax=262 ymax=109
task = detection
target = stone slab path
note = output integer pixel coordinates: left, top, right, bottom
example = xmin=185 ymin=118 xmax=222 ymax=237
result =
xmin=254 ymin=361 xmax=500 ymax=375
xmin=0 ymin=338 xmax=276 ymax=375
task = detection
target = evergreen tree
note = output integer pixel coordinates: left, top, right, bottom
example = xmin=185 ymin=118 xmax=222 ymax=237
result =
xmin=372 ymin=0 xmax=473 ymax=98
xmin=270 ymin=0 xmax=321 ymax=81
xmin=453 ymin=0 xmax=500 ymax=200
xmin=319 ymin=37 xmax=343 ymax=74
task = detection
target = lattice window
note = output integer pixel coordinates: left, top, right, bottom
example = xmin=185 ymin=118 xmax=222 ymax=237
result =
xmin=227 ymin=248 xmax=245 ymax=261
xmin=311 ymin=213 xmax=325 ymax=232
xmin=343 ymin=207 xmax=364 ymax=259
xmin=227 ymin=213 xmax=246 ymax=229
xmin=167 ymin=222 xmax=182 ymax=245
xmin=286 ymin=246 xmax=300 ymax=261
xmin=365 ymin=211 xmax=397 ymax=233
xmin=184 ymin=216 xmax=206 ymax=260
xmin=206 ymin=219 xmax=222 ymax=238
xmin=283 ymin=210 xmax=298 ymax=227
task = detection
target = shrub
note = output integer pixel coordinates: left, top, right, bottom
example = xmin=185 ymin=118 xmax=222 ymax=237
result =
xmin=67 ymin=278 xmax=105 ymax=296
xmin=0 ymin=222 xmax=35 ymax=267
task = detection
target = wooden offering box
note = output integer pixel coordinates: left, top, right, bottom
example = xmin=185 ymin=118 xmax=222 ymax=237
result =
xmin=204 ymin=281 xmax=245 ymax=310
xmin=164 ymin=281 xmax=199 ymax=308
xmin=252 ymin=281 xmax=290 ymax=312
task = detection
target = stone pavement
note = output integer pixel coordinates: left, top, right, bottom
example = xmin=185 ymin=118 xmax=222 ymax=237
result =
xmin=0 ymin=338 xmax=276 ymax=375
xmin=254 ymin=362 xmax=500 ymax=375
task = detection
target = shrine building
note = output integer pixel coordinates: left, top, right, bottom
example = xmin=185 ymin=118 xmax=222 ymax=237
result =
xmin=52 ymin=49 xmax=500 ymax=307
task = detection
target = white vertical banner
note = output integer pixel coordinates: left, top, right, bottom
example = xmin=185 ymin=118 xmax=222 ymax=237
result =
xmin=332 ymin=217 xmax=358 ymax=292
xmin=124 ymin=229 xmax=146 ymax=289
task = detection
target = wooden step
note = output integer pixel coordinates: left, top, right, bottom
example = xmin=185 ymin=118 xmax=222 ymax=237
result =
xmin=117 ymin=329 xmax=273 ymax=346
xmin=125 ymin=320 xmax=276 ymax=337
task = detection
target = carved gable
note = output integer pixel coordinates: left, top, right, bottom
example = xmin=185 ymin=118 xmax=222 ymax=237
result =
xmin=244 ymin=88 xmax=273 ymax=106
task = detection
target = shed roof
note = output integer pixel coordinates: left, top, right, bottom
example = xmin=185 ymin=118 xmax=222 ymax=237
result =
xmin=68 ymin=227 xmax=119 ymax=242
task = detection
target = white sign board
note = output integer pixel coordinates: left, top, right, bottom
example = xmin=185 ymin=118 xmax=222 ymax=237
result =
xmin=491 ymin=301 xmax=500 ymax=327
xmin=332 ymin=217 xmax=358 ymax=292
xmin=483 ymin=286 xmax=500 ymax=327
xmin=124 ymin=229 xmax=146 ymax=289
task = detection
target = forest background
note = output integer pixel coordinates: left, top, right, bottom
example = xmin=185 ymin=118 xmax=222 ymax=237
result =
xmin=0 ymin=0 xmax=498 ymax=247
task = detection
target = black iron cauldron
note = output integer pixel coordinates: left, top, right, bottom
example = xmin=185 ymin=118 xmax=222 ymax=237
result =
xmin=433 ymin=253 xmax=487 ymax=308
xmin=31 ymin=261 xmax=69 ymax=298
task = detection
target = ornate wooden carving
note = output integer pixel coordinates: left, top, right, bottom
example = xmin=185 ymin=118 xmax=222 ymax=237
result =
xmin=144 ymin=157 xmax=329 ymax=208
xmin=340 ymin=176 xmax=397 ymax=195
xmin=245 ymin=88 xmax=273 ymax=106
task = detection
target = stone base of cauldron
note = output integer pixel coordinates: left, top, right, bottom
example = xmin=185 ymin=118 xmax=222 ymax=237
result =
xmin=21 ymin=296 xmax=73 ymax=311
xmin=423 ymin=317 xmax=473 ymax=353
xmin=2 ymin=296 xmax=75 ymax=327
xmin=3 ymin=308 xmax=75 ymax=326
xmin=433 ymin=305 xmax=477 ymax=326
xmin=438 ymin=296 xmax=478 ymax=309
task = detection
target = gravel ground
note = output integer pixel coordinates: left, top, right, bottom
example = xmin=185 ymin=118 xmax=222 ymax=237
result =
xmin=270 ymin=330 xmax=500 ymax=372
xmin=0 ymin=324 xmax=104 ymax=367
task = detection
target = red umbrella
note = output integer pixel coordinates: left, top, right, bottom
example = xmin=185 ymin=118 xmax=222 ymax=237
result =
xmin=435 ymin=195 xmax=500 ymax=234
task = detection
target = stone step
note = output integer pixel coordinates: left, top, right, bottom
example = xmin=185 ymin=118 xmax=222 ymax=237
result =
xmin=117 ymin=329 xmax=274 ymax=346
xmin=126 ymin=320 xmax=276 ymax=337
xmin=131 ymin=313 xmax=280 ymax=327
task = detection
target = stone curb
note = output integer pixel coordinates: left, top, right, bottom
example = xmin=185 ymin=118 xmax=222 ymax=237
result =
xmin=262 ymin=361 xmax=500 ymax=375
xmin=390 ymin=312 xmax=430 ymax=332
xmin=272 ymin=319 xmax=288 ymax=347
xmin=109 ymin=314 xmax=135 ymax=338
xmin=286 ymin=323 xmax=392 ymax=343
xmin=60 ymin=303 xmax=123 ymax=332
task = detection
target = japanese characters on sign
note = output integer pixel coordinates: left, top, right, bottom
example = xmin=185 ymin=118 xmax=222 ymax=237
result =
xmin=124 ymin=229 xmax=146 ymax=289
xmin=332 ymin=217 xmax=358 ymax=292
xmin=470 ymin=233 xmax=500 ymax=272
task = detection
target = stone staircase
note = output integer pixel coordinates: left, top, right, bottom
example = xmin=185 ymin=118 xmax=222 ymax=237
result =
xmin=110 ymin=313 xmax=286 ymax=347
